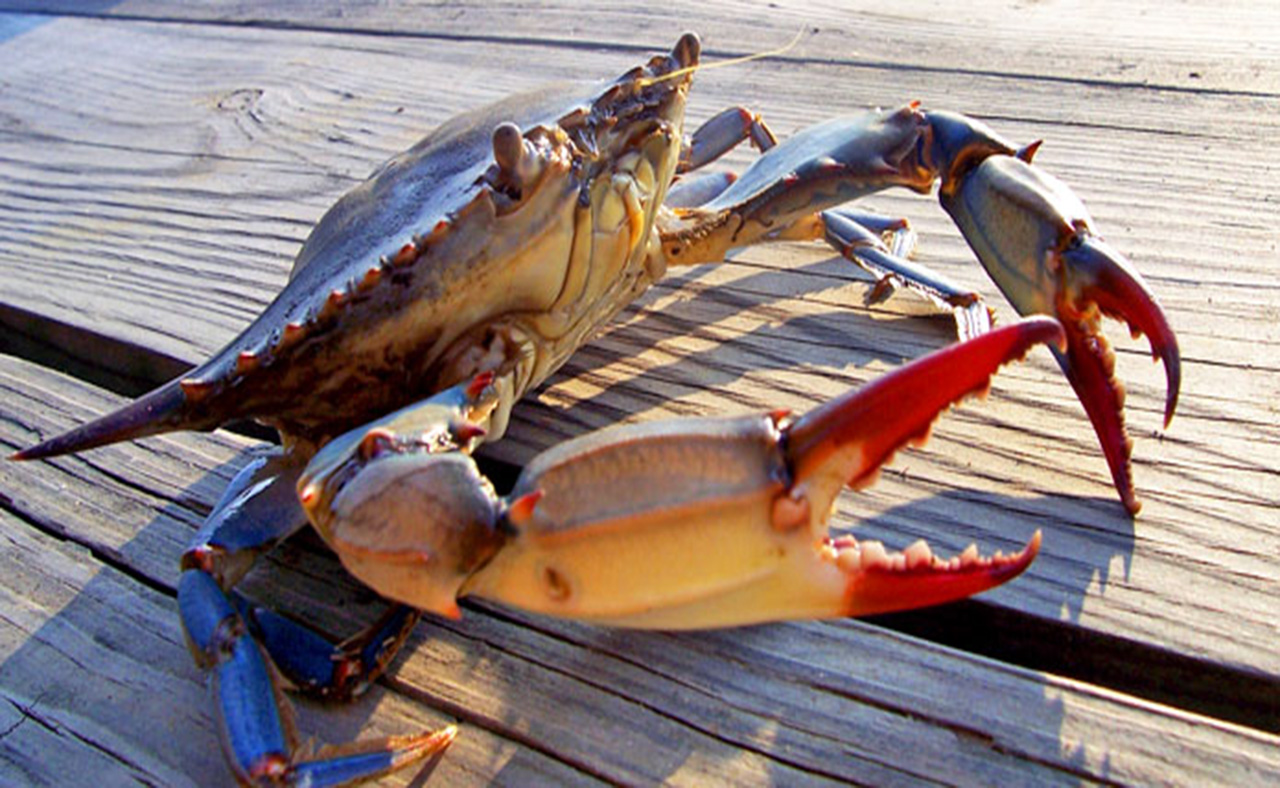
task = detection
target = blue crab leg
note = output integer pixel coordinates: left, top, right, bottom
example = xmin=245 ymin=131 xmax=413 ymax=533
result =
xmin=667 ymin=104 xmax=778 ymax=209
xmin=678 ymin=105 xmax=778 ymax=173
xmin=183 ymin=448 xmax=307 ymax=588
xmin=235 ymin=601 xmax=422 ymax=699
xmin=820 ymin=207 xmax=993 ymax=340
xmin=178 ymin=449 xmax=452 ymax=785
xmin=665 ymin=170 xmax=738 ymax=209
xmin=658 ymin=104 xmax=1178 ymax=513
xmin=824 ymin=208 xmax=919 ymax=257
xmin=662 ymin=106 xmax=993 ymax=340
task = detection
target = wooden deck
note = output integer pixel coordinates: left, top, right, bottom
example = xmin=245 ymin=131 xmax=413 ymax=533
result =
xmin=1 ymin=2 xmax=1277 ymax=785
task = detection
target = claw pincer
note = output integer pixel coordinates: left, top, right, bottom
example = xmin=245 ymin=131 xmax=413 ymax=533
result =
xmin=658 ymin=106 xmax=1178 ymax=513
xmin=933 ymin=117 xmax=1181 ymax=513
xmin=302 ymin=319 xmax=1061 ymax=631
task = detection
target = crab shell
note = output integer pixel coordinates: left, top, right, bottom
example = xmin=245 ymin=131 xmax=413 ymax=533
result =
xmin=19 ymin=33 xmax=702 ymax=462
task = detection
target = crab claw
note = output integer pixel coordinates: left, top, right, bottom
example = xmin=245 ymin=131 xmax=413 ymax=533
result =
xmin=296 ymin=376 xmax=506 ymax=617
xmin=456 ymin=319 xmax=1059 ymax=629
xmin=1051 ymin=234 xmax=1181 ymax=514
xmin=781 ymin=317 xmax=1059 ymax=617
xmin=937 ymin=142 xmax=1180 ymax=515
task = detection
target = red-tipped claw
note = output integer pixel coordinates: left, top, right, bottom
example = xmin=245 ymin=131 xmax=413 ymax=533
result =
xmin=939 ymin=150 xmax=1180 ymax=515
xmin=774 ymin=318 xmax=1061 ymax=614
xmin=1055 ymin=235 xmax=1180 ymax=514
xmin=460 ymin=320 xmax=1060 ymax=628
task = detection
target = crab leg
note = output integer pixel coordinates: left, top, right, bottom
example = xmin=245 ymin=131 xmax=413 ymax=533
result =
xmin=177 ymin=449 xmax=452 ymax=785
xmin=665 ymin=170 xmax=738 ymax=209
xmin=820 ymin=207 xmax=992 ymax=339
xmin=658 ymin=104 xmax=1179 ymax=513
xmin=666 ymin=105 xmax=781 ymax=208
xmin=678 ymin=105 xmax=778 ymax=173
xmin=656 ymin=106 xmax=1003 ymax=333
xmin=938 ymin=149 xmax=1180 ymax=514
xmin=299 ymin=320 xmax=1061 ymax=632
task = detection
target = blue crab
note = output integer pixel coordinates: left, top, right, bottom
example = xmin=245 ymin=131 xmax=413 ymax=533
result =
xmin=12 ymin=33 xmax=1177 ymax=786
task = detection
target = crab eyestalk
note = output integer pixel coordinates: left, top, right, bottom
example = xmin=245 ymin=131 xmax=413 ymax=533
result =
xmin=931 ymin=112 xmax=1180 ymax=515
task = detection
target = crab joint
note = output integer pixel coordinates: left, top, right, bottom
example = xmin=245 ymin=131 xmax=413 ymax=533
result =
xmin=358 ymin=428 xmax=397 ymax=461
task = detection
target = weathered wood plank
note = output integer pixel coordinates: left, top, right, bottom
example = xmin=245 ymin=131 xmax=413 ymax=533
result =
xmin=3 ymin=352 xmax=1278 ymax=785
xmin=0 ymin=513 xmax=578 ymax=787
xmin=4 ymin=0 xmax=1278 ymax=96
xmin=0 ymin=12 xmax=1271 ymax=376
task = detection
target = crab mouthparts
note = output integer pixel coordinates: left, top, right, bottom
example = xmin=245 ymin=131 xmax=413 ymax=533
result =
xmin=823 ymin=530 xmax=1042 ymax=617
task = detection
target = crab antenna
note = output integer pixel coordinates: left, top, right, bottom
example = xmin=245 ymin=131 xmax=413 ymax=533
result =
xmin=638 ymin=27 xmax=806 ymax=87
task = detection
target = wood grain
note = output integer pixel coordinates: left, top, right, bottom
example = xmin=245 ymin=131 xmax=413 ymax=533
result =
xmin=1 ymin=6 xmax=1276 ymax=675
xmin=0 ymin=2 xmax=1277 ymax=783
xmin=6 ymin=0 xmax=1279 ymax=95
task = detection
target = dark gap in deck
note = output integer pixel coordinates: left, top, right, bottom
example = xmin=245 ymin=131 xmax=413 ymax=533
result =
xmin=3 ymin=303 xmax=1274 ymax=736
xmin=0 ymin=303 xmax=188 ymax=401
xmin=867 ymin=603 xmax=1280 ymax=734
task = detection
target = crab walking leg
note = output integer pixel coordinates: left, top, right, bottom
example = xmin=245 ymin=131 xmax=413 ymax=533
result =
xmin=665 ymin=170 xmax=739 ymax=209
xmin=233 ymin=601 xmax=423 ymax=699
xmin=678 ymin=105 xmax=778 ymax=173
xmin=666 ymin=105 xmax=780 ymax=209
xmin=657 ymin=106 xmax=997 ymax=341
xmin=449 ymin=319 xmax=1061 ymax=629
xmin=184 ymin=450 xmax=420 ymax=698
xmin=820 ymin=208 xmax=992 ymax=340
xmin=178 ymin=450 xmax=452 ymax=785
xmin=824 ymin=208 xmax=920 ymax=258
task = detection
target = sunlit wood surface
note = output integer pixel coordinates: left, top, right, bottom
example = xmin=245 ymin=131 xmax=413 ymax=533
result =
xmin=1 ymin=2 xmax=1277 ymax=784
